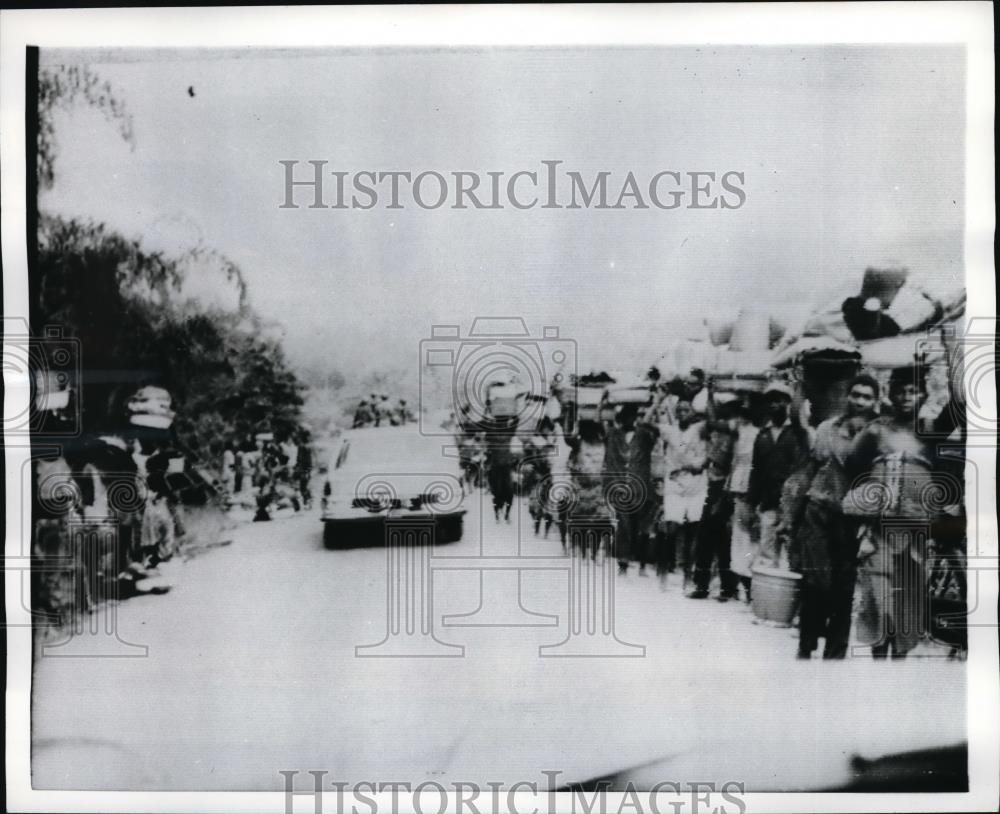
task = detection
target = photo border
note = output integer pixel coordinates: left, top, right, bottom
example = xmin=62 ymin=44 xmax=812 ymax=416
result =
xmin=3 ymin=4 xmax=996 ymax=813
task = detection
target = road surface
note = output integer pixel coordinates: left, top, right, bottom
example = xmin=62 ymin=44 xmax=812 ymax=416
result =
xmin=31 ymin=492 xmax=965 ymax=791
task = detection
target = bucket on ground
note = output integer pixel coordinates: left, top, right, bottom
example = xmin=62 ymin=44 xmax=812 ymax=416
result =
xmin=751 ymin=564 xmax=802 ymax=626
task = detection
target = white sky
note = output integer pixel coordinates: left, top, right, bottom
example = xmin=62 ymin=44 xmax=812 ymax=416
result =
xmin=40 ymin=45 xmax=966 ymax=379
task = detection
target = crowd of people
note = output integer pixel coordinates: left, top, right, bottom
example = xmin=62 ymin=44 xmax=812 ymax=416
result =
xmin=32 ymin=432 xmax=205 ymax=618
xmin=450 ymin=363 xmax=967 ymax=661
xmin=33 ymin=354 xmax=967 ymax=663
xmin=31 ymin=422 xmax=318 ymax=626
xmin=352 ymin=393 xmax=415 ymax=428
xmin=219 ymin=431 xmax=314 ymax=521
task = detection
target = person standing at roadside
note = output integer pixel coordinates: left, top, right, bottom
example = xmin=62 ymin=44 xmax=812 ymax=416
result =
xmin=523 ymin=417 xmax=557 ymax=537
xmin=294 ymin=431 xmax=314 ymax=510
xmin=792 ymin=374 xmax=880 ymax=659
xmin=604 ymin=400 xmax=661 ymax=576
xmin=689 ymin=390 xmax=739 ymax=600
xmin=221 ymin=446 xmax=236 ymax=495
xmin=353 ymin=399 xmax=374 ymax=428
xmin=243 ymin=440 xmax=257 ymax=490
xmin=561 ymin=419 xmax=609 ymax=557
xmin=658 ymin=398 xmax=706 ymax=588
xmin=747 ymin=382 xmax=810 ymax=569
xmin=233 ymin=447 xmax=245 ymax=495
xmin=846 ymin=366 xmax=939 ymax=660
xmin=486 ymin=416 xmax=519 ymax=523
xmin=726 ymin=400 xmax=760 ymax=602
xmin=393 ymin=398 xmax=414 ymax=425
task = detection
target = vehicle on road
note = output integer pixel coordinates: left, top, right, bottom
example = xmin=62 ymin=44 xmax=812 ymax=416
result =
xmin=321 ymin=426 xmax=466 ymax=548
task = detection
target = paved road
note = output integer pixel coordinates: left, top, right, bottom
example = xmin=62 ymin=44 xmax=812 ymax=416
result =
xmin=32 ymin=493 xmax=965 ymax=791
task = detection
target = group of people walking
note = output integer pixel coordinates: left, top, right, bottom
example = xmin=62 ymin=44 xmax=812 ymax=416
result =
xmin=220 ymin=432 xmax=314 ymax=520
xmin=456 ymin=363 xmax=966 ymax=661
xmin=352 ymin=394 xmax=415 ymax=428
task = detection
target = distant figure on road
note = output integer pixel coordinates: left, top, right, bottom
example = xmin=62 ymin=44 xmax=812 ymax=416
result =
xmin=458 ymin=432 xmax=484 ymax=494
xmin=486 ymin=417 xmax=520 ymax=523
xmin=604 ymin=401 xmax=660 ymax=576
xmin=391 ymin=398 xmax=414 ymax=425
xmin=353 ymin=400 xmax=374 ymax=428
xmin=561 ymin=419 xmax=609 ymax=557
xmin=233 ymin=448 xmax=246 ymax=494
xmin=221 ymin=446 xmax=236 ymax=495
xmin=523 ymin=417 xmax=557 ymax=537
xmin=294 ymin=432 xmax=313 ymax=510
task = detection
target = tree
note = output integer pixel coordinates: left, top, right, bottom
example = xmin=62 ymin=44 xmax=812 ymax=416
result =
xmin=37 ymin=64 xmax=135 ymax=190
xmin=35 ymin=66 xmax=306 ymax=461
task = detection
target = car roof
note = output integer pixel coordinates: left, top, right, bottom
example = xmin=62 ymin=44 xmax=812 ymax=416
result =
xmin=328 ymin=427 xmax=454 ymax=476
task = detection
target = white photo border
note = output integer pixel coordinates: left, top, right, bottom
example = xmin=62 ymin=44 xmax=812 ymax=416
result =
xmin=2 ymin=3 xmax=996 ymax=813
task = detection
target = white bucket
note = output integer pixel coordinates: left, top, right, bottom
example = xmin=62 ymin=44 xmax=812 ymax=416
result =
xmin=751 ymin=565 xmax=802 ymax=626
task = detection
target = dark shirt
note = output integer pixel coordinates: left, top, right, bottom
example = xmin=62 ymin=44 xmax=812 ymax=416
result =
xmin=806 ymin=413 xmax=873 ymax=509
xmin=484 ymin=418 xmax=520 ymax=468
xmin=932 ymin=397 xmax=965 ymax=440
xmin=703 ymin=419 xmax=736 ymax=484
xmin=295 ymin=445 xmax=312 ymax=473
xmin=747 ymin=422 xmax=810 ymax=511
xmin=352 ymin=407 xmax=373 ymax=427
xmin=603 ymin=422 xmax=659 ymax=487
